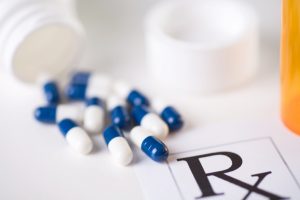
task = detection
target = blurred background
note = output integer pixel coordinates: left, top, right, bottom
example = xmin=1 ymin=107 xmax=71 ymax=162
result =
xmin=77 ymin=0 xmax=281 ymax=81
xmin=75 ymin=0 xmax=282 ymax=127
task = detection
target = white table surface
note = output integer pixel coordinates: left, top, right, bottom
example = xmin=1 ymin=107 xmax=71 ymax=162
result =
xmin=0 ymin=0 xmax=284 ymax=199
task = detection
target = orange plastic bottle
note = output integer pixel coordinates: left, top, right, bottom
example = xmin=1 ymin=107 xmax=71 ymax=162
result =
xmin=281 ymin=0 xmax=300 ymax=134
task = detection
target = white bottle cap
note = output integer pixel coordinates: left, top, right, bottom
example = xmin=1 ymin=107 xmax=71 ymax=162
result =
xmin=145 ymin=0 xmax=259 ymax=94
xmin=0 ymin=1 xmax=85 ymax=84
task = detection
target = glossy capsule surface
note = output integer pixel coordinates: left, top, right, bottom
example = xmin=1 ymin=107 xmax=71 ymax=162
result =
xmin=103 ymin=125 xmax=133 ymax=165
xmin=160 ymin=106 xmax=183 ymax=132
xmin=43 ymin=81 xmax=60 ymax=104
xmin=130 ymin=126 xmax=168 ymax=162
xmin=107 ymin=95 xmax=131 ymax=130
xmin=152 ymin=99 xmax=183 ymax=132
xmin=131 ymin=106 xmax=169 ymax=139
xmin=58 ymin=119 xmax=93 ymax=154
xmin=84 ymin=97 xmax=105 ymax=133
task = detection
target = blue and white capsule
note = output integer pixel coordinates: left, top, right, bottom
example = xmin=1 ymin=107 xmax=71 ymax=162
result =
xmin=37 ymin=75 xmax=60 ymax=104
xmin=131 ymin=106 xmax=169 ymax=140
xmin=84 ymin=97 xmax=105 ymax=133
xmin=66 ymin=73 xmax=111 ymax=100
xmin=103 ymin=125 xmax=133 ymax=166
xmin=113 ymin=81 xmax=150 ymax=107
xmin=107 ymin=95 xmax=131 ymax=130
xmin=153 ymin=99 xmax=184 ymax=132
xmin=58 ymin=119 xmax=93 ymax=154
xmin=34 ymin=104 xmax=83 ymax=123
xmin=130 ymin=126 xmax=168 ymax=162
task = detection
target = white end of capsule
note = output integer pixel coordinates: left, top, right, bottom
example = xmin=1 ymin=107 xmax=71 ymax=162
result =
xmin=56 ymin=104 xmax=84 ymax=123
xmin=84 ymin=105 xmax=105 ymax=133
xmin=152 ymin=99 xmax=167 ymax=113
xmin=65 ymin=127 xmax=93 ymax=154
xmin=130 ymin=126 xmax=150 ymax=147
xmin=107 ymin=95 xmax=126 ymax=110
xmin=108 ymin=137 xmax=133 ymax=166
xmin=113 ymin=81 xmax=131 ymax=99
xmin=141 ymin=113 xmax=169 ymax=140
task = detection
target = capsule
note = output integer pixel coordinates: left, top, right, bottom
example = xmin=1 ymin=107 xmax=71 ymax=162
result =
xmin=84 ymin=97 xmax=105 ymax=133
xmin=113 ymin=81 xmax=150 ymax=107
xmin=107 ymin=95 xmax=131 ymax=130
xmin=71 ymin=71 xmax=90 ymax=85
xmin=130 ymin=126 xmax=168 ymax=162
xmin=34 ymin=104 xmax=83 ymax=123
xmin=37 ymin=74 xmax=60 ymax=104
xmin=66 ymin=73 xmax=111 ymax=101
xmin=58 ymin=119 xmax=93 ymax=154
xmin=131 ymin=105 xmax=169 ymax=139
xmin=152 ymin=99 xmax=183 ymax=132
xmin=103 ymin=125 xmax=133 ymax=166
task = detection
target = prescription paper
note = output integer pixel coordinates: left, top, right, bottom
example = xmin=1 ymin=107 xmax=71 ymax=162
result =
xmin=133 ymin=119 xmax=300 ymax=200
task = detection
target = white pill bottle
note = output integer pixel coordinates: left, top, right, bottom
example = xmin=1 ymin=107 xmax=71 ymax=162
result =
xmin=0 ymin=0 xmax=85 ymax=83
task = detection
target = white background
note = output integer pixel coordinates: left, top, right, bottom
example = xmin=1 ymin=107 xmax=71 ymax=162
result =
xmin=0 ymin=0 xmax=285 ymax=199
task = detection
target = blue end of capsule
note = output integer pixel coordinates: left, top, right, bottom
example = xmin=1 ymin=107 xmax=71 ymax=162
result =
xmin=110 ymin=106 xmax=131 ymax=130
xmin=34 ymin=105 xmax=57 ymax=123
xmin=71 ymin=72 xmax=91 ymax=85
xmin=66 ymin=83 xmax=87 ymax=100
xmin=131 ymin=105 xmax=149 ymax=124
xmin=161 ymin=106 xmax=183 ymax=132
xmin=43 ymin=81 xmax=60 ymax=104
xmin=86 ymin=97 xmax=103 ymax=107
xmin=103 ymin=125 xmax=124 ymax=145
xmin=127 ymin=90 xmax=150 ymax=107
xmin=58 ymin=119 xmax=77 ymax=137
xmin=141 ymin=136 xmax=169 ymax=162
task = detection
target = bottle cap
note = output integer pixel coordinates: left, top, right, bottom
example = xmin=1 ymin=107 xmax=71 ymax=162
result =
xmin=145 ymin=0 xmax=259 ymax=94
xmin=1 ymin=3 xmax=85 ymax=84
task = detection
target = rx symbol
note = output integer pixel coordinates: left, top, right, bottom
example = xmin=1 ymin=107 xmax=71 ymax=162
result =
xmin=177 ymin=152 xmax=289 ymax=199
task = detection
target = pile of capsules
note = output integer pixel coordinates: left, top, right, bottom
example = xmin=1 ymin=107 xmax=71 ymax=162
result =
xmin=34 ymin=72 xmax=183 ymax=166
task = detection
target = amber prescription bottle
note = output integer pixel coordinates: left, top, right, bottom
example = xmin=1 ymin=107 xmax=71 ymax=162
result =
xmin=281 ymin=0 xmax=300 ymax=134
